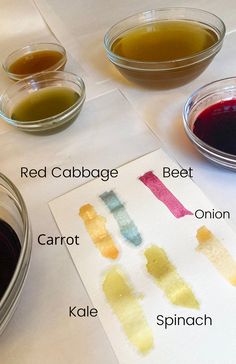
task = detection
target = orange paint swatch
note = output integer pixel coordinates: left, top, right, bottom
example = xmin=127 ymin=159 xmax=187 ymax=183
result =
xmin=196 ymin=226 xmax=236 ymax=286
xmin=79 ymin=204 xmax=119 ymax=259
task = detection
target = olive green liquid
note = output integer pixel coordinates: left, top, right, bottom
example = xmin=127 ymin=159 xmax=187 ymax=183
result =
xmin=112 ymin=20 xmax=218 ymax=62
xmin=11 ymin=87 xmax=79 ymax=121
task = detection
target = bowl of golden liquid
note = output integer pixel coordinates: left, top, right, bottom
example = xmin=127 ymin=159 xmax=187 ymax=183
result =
xmin=3 ymin=43 xmax=67 ymax=81
xmin=104 ymin=8 xmax=225 ymax=88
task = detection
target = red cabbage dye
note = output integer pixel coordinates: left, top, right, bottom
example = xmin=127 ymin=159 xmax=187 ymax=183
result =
xmin=0 ymin=219 xmax=21 ymax=300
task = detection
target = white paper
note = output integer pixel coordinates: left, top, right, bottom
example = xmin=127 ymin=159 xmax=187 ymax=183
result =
xmin=50 ymin=149 xmax=236 ymax=364
xmin=0 ymin=87 xmax=158 ymax=364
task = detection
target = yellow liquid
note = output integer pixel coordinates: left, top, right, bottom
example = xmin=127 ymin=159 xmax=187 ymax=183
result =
xmin=112 ymin=20 xmax=218 ymax=62
xmin=11 ymin=87 xmax=79 ymax=121
xmin=8 ymin=50 xmax=64 ymax=75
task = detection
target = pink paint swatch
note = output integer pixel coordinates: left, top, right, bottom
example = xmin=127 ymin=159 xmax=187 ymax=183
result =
xmin=139 ymin=171 xmax=193 ymax=218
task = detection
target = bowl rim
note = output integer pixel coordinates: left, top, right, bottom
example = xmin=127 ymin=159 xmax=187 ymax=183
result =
xmin=0 ymin=70 xmax=86 ymax=129
xmin=104 ymin=7 xmax=226 ymax=68
xmin=183 ymin=76 xmax=236 ymax=161
xmin=2 ymin=42 xmax=67 ymax=80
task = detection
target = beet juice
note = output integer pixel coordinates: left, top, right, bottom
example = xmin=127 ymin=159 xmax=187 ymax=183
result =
xmin=193 ymin=99 xmax=236 ymax=155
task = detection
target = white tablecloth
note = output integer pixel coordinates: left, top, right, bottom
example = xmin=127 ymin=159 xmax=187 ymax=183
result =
xmin=0 ymin=1 xmax=236 ymax=363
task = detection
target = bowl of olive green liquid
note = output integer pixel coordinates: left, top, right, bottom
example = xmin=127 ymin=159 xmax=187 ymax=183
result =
xmin=104 ymin=8 xmax=225 ymax=88
xmin=0 ymin=71 xmax=85 ymax=132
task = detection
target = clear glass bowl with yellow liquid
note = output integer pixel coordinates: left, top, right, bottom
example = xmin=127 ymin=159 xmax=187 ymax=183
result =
xmin=104 ymin=8 xmax=225 ymax=88
xmin=0 ymin=71 xmax=86 ymax=132
xmin=3 ymin=43 xmax=67 ymax=81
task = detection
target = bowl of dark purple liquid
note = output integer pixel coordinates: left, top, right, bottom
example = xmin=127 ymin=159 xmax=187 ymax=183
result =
xmin=0 ymin=173 xmax=31 ymax=334
xmin=183 ymin=77 xmax=236 ymax=169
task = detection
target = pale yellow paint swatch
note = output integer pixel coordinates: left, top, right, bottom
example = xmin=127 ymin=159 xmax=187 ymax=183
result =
xmin=196 ymin=226 xmax=236 ymax=286
xmin=79 ymin=204 xmax=119 ymax=259
xmin=145 ymin=245 xmax=199 ymax=309
xmin=103 ymin=267 xmax=154 ymax=354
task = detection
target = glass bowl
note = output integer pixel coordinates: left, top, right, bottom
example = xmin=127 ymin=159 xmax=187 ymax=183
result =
xmin=3 ymin=42 xmax=67 ymax=81
xmin=183 ymin=77 xmax=236 ymax=170
xmin=0 ymin=71 xmax=86 ymax=132
xmin=0 ymin=173 xmax=32 ymax=334
xmin=104 ymin=8 xmax=225 ymax=88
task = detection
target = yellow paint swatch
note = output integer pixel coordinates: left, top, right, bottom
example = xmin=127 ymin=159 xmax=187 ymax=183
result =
xmin=145 ymin=245 xmax=199 ymax=309
xmin=79 ymin=204 xmax=119 ymax=259
xmin=103 ymin=267 xmax=154 ymax=354
xmin=196 ymin=226 xmax=236 ymax=286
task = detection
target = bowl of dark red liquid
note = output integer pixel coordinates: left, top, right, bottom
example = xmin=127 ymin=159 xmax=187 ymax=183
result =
xmin=183 ymin=77 xmax=236 ymax=169
xmin=0 ymin=173 xmax=31 ymax=334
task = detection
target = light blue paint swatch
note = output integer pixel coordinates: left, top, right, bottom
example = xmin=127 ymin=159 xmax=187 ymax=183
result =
xmin=100 ymin=190 xmax=142 ymax=246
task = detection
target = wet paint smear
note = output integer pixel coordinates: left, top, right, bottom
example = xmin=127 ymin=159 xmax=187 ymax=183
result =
xmin=103 ymin=267 xmax=154 ymax=354
xmin=79 ymin=204 xmax=119 ymax=260
xmin=139 ymin=171 xmax=193 ymax=218
xmin=145 ymin=245 xmax=199 ymax=309
xmin=196 ymin=226 xmax=236 ymax=286
xmin=100 ymin=191 xmax=142 ymax=246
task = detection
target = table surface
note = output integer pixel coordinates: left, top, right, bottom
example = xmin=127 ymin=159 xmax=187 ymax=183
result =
xmin=0 ymin=1 xmax=236 ymax=363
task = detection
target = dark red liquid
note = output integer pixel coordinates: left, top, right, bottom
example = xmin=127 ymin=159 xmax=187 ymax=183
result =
xmin=193 ymin=99 xmax=236 ymax=155
xmin=0 ymin=219 xmax=21 ymax=300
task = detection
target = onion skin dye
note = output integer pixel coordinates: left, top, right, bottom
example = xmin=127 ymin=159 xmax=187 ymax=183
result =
xmin=193 ymin=100 xmax=236 ymax=155
xmin=0 ymin=219 xmax=21 ymax=300
xmin=8 ymin=50 xmax=64 ymax=75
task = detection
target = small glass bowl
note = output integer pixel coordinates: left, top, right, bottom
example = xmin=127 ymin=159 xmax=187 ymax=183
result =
xmin=104 ymin=8 xmax=225 ymax=88
xmin=3 ymin=42 xmax=67 ymax=81
xmin=0 ymin=71 xmax=86 ymax=132
xmin=183 ymin=77 xmax=236 ymax=170
xmin=0 ymin=173 xmax=32 ymax=334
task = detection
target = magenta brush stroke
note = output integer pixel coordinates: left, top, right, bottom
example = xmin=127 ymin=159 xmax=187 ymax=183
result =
xmin=139 ymin=171 xmax=193 ymax=218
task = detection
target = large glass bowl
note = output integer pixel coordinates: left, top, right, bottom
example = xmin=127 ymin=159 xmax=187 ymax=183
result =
xmin=104 ymin=8 xmax=225 ymax=88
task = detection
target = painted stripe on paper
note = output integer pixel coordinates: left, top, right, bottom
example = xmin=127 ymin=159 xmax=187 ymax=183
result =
xmin=145 ymin=245 xmax=199 ymax=309
xmin=103 ymin=267 xmax=154 ymax=354
xmin=139 ymin=171 xmax=193 ymax=218
xmin=196 ymin=226 xmax=236 ymax=286
xmin=100 ymin=190 xmax=142 ymax=246
xmin=79 ymin=204 xmax=119 ymax=259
